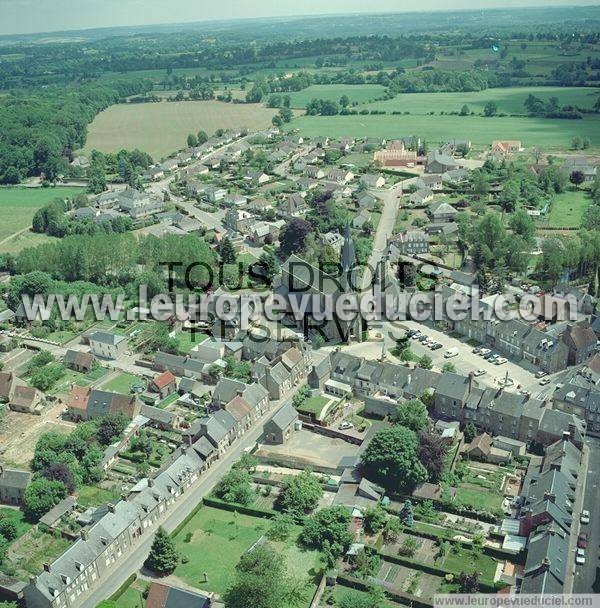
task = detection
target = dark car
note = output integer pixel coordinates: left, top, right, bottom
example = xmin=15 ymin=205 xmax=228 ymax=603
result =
xmin=578 ymin=532 xmax=588 ymax=549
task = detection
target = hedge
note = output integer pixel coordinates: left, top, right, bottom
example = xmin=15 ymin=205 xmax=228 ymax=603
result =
xmin=400 ymin=523 xmax=524 ymax=564
xmin=171 ymin=499 xmax=205 ymax=538
xmin=336 ymin=574 xmax=433 ymax=608
xmin=368 ymin=545 xmax=504 ymax=593
xmin=202 ymin=496 xmax=278 ymax=519
xmin=108 ymin=573 xmax=137 ymax=602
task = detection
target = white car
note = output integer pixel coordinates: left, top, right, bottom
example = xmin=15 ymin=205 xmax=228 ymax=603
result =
xmin=479 ymin=348 xmax=491 ymax=356
xmin=473 ymin=369 xmax=487 ymax=377
xmin=576 ymin=548 xmax=586 ymax=565
xmin=581 ymin=510 xmax=590 ymax=524
xmin=539 ymin=378 xmax=551 ymax=386
xmin=339 ymin=421 xmax=354 ymax=430
xmin=495 ymin=358 xmax=508 ymax=365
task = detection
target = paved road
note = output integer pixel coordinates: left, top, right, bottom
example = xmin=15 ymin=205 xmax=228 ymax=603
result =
xmin=79 ymin=396 xmax=296 ymax=608
xmin=574 ymin=435 xmax=600 ymax=593
xmin=360 ymin=186 xmax=401 ymax=293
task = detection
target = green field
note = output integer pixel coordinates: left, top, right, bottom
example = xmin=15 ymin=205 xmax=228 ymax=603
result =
xmin=289 ymin=113 xmax=600 ymax=150
xmin=84 ymin=100 xmax=277 ymax=160
xmin=173 ymin=506 xmax=321 ymax=599
xmin=0 ymin=186 xmax=84 ymax=250
xmin=363 ymin=86 xmax=600 ymax=115
xmin=544 ymin=189 xmax=592 ymax=228
xmin=286 ymin=84 xmax=387 ymax=109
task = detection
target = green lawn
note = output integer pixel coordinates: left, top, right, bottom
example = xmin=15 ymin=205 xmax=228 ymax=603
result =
xmin=544 ymin=188 xmax=592 ymax=228
xmin=296 ymin=395 xmax=330 ymax=418
xmin=441 ymin=547 xmax=498 ymax=583
xmin=363 ymin=86 xmax=600 ymax=116
xmin=48 ymin=366 xmax=108 ymax=395
xmin=156 ymin=391 xmax=179 ymax=409
xmin=101 ymin=372 xmax=142 ymax=394
xmin=173 ymin=330 xmax=208 ymax=353
xmin=0 ymin=186 xmax=84 ymax=247
xmin=286 ymin=84 xmax=386 ymax=109
xmin=289 ymin=113 xmax=600 ymax=151
xmin=0 ymin=506 xmax=32 ymax=541
xmin=77 ymin=484 xmax=121 ymax=508
xmin=173 ymin=506 xmax=321 ymax=599
xmin=453 ymin=484 xmax=503 ymax=515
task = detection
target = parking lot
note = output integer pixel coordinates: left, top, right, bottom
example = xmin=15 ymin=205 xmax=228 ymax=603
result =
xmin=395 ymin=321 xmax=540 ymax=390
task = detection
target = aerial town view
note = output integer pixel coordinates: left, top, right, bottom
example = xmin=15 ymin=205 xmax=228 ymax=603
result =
xmin=0 ymin=1 xmax=599 ymax=607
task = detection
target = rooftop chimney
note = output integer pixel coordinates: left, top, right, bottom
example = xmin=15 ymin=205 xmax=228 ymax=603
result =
xmin=43 ymin=563 xmax=51 ymax=573
xmin=107 ymin=503 xmax=115 ymax=513
xmin=148 ymin=478 xmax=154 ymax=487
xmin=80 ymin=529 xmax=89 ymax=541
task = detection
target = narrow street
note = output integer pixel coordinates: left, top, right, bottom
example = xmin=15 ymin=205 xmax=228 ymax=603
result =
xmin=79 ymin=391 xmax=300 ymax=607
xmin=574 ymin=435 xmax=600 ymax=593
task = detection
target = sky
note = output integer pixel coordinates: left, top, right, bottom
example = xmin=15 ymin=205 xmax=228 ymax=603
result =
xmin=1 ymin=0 xmax=597 ymax=36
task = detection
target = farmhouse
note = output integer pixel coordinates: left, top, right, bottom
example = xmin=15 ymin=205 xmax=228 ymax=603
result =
xmin=89 ymin=331 xmax=127 ymax=360
xmin=263 ymin=402 xmax=299 ymax=445
xmin=373 ymin=141 xmax=418 ymax=167
xmin=360 ymin=174 xmax=385 ymax=188
xmin=66 ymin=387 xmax=141 ymax=421
xmin=426 ymin=150 xmax=458 ymax=174
xmin=426 ymin=200 xmax=458 ymax=223
xmin=0 ymin=465 xmax=31 ymax=505
xmin=492 ymin=140 xmax=523 ymax=159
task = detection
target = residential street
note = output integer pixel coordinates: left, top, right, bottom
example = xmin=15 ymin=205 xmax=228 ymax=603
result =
xmin=79 ymin=394 xmax=298 ymax=608
xmin=574 ymin=435 xmax=600 ymax=593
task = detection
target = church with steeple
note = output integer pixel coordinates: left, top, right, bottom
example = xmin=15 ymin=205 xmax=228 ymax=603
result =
xmin=274 ymin=225 xmax=362 ymax=344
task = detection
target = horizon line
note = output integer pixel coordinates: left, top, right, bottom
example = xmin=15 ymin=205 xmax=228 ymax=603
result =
xmin=1 ymin=3 xmax=598 ymax=40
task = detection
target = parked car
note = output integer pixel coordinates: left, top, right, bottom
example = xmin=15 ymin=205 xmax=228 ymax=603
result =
xmin=479 ymin=348 xmax=491 ymax=356
xmin=473 ymin=369 xmax=487 ymax=377
xmin=444 ymin=347 xmax=459 ymax=359
xmin=581 ymin=510 xmax=590 ymax=524
xmin=495 ymin=358 xmax=508 ymax=365
xmin=578 ymin=533 xmax=589 ymax=549
xmin=339 ymin=421 xmax=354 ymax=430
xmin=535 ymin=371 xmax=547 ymax=379
xmin=539 ymin=377 xmax=551 ymax=386
xmin=431 ymin=343 xmax=443 ymax=351
xmin=472 ymin=347 xmax=481 ymax=354
xmin=576 ymin=548 xmax=586 ymax=565
xmin=411 ymin=332 xmax=422 ymax=339
xmin=418 ymin=335 xmax=429 ymax=342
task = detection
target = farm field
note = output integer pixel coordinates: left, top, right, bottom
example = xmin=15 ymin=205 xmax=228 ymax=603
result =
xmin=286 ymin=84 xmax=387 ymax=109
xmin=173 ymin=505 xmax=321 ymax=599
xmin=363 ymin=86 xmax=600 ymax=115
xmin=289 ymin=113 xmax=600 ymax=150
xmin=0 ymin=186 xmax=83 ymax=249
xmin=84 ymin=100 xmax=277 ymax=159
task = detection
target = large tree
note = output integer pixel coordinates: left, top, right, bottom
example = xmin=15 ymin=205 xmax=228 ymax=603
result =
xmin=23 ymin=479 xmax=68 ymax=521
xmin=417 ymin=432 xmax=450 ymax=482
xmin=300 ymin=506 xmax=352 ymax=558
xmin=145 ymin=527 xmax=179 ymax=576
xmin=224 ymin=545 xmax=292 ymax=608
xmin=393 ymin=399 xmax=428 ymax=432
xmin=279 ymin=218 xmax=312 ymax=258
xmin=214 ymin=469 xmax=254 ymax=506
xmin=361 ymin=426 xmax=428 ymax=492
xmin=277 ymin=470 xmax=323 ymax=519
